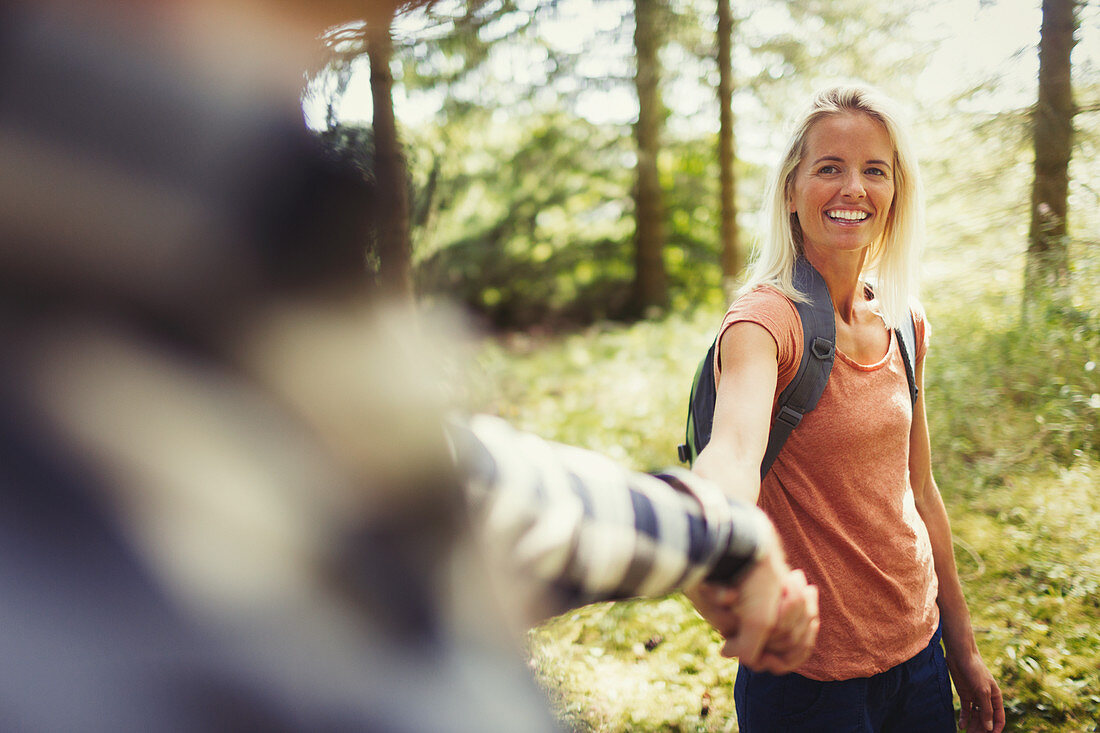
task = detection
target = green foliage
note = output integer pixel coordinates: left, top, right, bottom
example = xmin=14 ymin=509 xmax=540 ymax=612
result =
xmin=661 ymin=138 xmax=724 ymax=314
xmin=471 ymin=309 xmax=718 ymax=466
xmin=946 ymin=463 xmax=1100 ymax=731
xmin=530 ymin=597 xmax=740 ymax=732
xmin=412 ymin=116 xmax=746 ymax=329
xmin=415 ymin=111 xmax=639 ymax=328
xmin=925 ymin=293 xmax=1100 ymax=494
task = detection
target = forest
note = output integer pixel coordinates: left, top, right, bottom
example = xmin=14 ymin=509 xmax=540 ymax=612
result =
xmin=306 ymin=0 xmax=1099 ymax=730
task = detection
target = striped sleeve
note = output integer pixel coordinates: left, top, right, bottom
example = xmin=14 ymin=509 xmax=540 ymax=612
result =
xmin=449 ymin=414 xmax=771 ymax=616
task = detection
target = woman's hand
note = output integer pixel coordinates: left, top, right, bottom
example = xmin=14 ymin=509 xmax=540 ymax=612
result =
xmin=685 ymin=547 xmax=819 ymax=674
xmin=749 ymin=569 xmax=818 ymax=673
xmin=947 ymin=649 xmax=1005 ymax=733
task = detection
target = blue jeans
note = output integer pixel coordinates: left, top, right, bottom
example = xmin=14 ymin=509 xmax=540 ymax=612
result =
xmin=733 ymin=626 xmax=955 ymax=732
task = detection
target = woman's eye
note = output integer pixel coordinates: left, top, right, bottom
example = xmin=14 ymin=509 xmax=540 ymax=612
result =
xmin=866 ymin=167 xmax=887 ymax=177
xmin=818 ymin=165 xmax=839 ymax=174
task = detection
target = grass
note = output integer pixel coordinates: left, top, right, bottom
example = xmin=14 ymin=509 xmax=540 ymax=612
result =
xmin=952 ymin=463 xmax=1100 ymax=730
xmin=468 ymin=288 xmax=1100 ymax=732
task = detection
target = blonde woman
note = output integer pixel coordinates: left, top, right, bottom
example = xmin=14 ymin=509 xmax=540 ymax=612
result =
xmin=688 ymin=86 xmax=1004 ymax=732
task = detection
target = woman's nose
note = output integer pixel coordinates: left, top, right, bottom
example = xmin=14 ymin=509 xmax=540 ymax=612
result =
xmin=841 ymin=171 xmax=866 ymax=199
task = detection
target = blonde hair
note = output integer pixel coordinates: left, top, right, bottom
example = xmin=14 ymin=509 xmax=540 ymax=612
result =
xmin=740 ymin=85 xmax=924 ymax=329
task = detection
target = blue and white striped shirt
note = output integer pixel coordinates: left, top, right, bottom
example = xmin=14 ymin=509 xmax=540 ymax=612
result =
xmin=451 ymin=415 xmax=771 ymax=616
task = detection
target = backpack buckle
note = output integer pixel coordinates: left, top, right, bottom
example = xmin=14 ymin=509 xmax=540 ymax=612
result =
xmin=811 ymin=337 xmax=835 ymax=360
xmin=775 ymin=405 xmax=803 ymax=429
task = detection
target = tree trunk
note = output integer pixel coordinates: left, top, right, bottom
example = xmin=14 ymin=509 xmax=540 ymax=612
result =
xmin=717 ymin=0 xmax=741 ymax=299
xmin=1025 ymin=0 xmax=1077 ymax=305
xmin=631 ymin=0 xmax=667 ymax=317
xmin=368 ymin=14 xmax=413 ymax=299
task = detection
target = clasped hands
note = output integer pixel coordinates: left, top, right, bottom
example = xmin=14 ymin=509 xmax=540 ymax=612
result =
xmin=685 ymin=529 xmax=819 ymax=674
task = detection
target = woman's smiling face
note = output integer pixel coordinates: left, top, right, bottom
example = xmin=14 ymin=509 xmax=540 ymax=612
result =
xmin=788 ymin=112 xmax=895 ymax=259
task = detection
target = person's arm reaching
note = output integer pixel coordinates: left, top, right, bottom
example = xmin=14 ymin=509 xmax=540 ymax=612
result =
xmin=686 ymin=320 xmax=818 ymax=673
xmin=450 ymin=413 xmax=775 ymax=616
xmin=691 ymin=322 xmax=779 ymax=506
xmin=450 ymin=413 xmax=816 ymax=673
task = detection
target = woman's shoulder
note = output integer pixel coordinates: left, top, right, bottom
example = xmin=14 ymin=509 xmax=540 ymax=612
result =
xmin=716 ymin=286 xmax=803 ymax=386
xmin=719 ymin=286 xmax=803 ymax=363
xmin=727 ymin=284 xmax=799 ymax=320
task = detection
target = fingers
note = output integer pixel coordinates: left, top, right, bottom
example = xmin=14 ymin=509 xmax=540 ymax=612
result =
xmin=978 ymin=696 xmax=992 ymax=733
xmin=957 ymin=694 xmax=972 ymax=732
xmin=768 ymin=572 xmax=806 ymax=641
xmin=975 ymin=683 xmax=1004 ymax=733
xmin=691 ymin=561 xmax=821 ymax=675
xmin=757 ymin=574 xmax=810 ymax=654
xmin=955 ymin=679 xmax=974 ymax=731
xmin=685 ymin=581 xmax=741 ymax=640
xmin=716 ymin=554 xmax=788 ymax=666
xmin=751 ymin=575 xmax=819 ymax=674
xmin=776 ymin=571 xmax=816 ymax=642
xmin=960 ymin=690 xmax=987 ymax=733
xmin=958 ymin=682 xmax=1004 ymax=733
xmin=723 ymin=570 xmax=820 ymax=672
xmin=696 ymin=583 xmax=738 ymax=609
xmin=753 ymin=620 xmax=817 ymax=673
xmin=990 ymin=683 xmax=1006 ymax=733
xmin=720 ymin=604 xmax=773 ymax=666
xmin=951 ymin=656 xmax=1005 ymax=733
xmin=781 ymin=581 xmax=819 ymax=668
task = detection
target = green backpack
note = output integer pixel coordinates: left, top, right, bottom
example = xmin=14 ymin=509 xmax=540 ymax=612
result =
xmin=677 ymin=257 xmax=918 ymax=478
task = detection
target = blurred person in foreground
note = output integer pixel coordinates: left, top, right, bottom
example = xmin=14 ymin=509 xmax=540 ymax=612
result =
xmin=0 ymin=1 xmax=816 ymax=730
xmin=688 ymin=85 xmax=1004 ymax=732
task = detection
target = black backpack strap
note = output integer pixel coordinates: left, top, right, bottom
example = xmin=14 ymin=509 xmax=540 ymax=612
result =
xmin=759 ymin=257 xmax=836 ymax=479
xmin=895 ymin=310 xmax=919 ymax=406
xmin=678 ymin=338 xmax=717 ymax=465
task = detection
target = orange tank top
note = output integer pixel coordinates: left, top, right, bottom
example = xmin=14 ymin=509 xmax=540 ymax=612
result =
xmin=717 ymin=286 xmax=938 ymax=681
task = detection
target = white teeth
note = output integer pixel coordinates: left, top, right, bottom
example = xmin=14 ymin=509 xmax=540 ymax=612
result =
xmin=828 ymin=210 xmax=869 ymax=222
